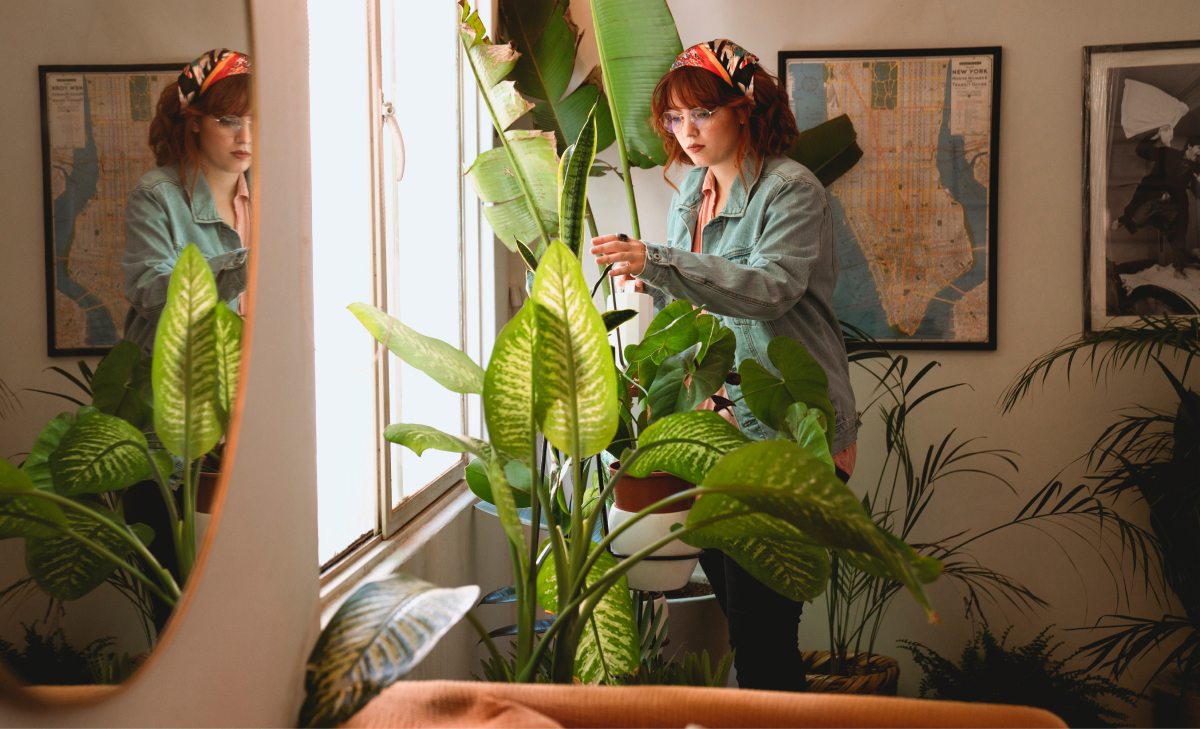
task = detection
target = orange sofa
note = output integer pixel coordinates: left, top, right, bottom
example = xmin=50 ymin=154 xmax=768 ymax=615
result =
xmin=345 ymin=680 xmax=1068 ymax=728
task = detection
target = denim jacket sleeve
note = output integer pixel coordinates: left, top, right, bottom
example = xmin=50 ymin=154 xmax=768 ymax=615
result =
xmin=635 ymin=175 xmax=827 ymax=321
xmin=123 ymin=184 xmax=249 ymax=324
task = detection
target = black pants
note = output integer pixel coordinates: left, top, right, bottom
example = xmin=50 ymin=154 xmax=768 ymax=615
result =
xmin=700 ymin=465 xmax=851 ymax=692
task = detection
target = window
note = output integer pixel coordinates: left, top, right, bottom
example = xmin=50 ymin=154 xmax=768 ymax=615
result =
xmin=310 ymin=0 xmax=494 ymax=569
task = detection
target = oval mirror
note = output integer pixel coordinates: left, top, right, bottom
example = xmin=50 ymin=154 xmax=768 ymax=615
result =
xmin=0 ymin=0 xmax=253 ymax=703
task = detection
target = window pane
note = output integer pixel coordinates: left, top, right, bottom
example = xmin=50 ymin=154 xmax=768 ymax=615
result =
xmin=383 ymin=0 xmax=464 ymax=507
xmin=309 ymin=0 xmax=377 ymax=564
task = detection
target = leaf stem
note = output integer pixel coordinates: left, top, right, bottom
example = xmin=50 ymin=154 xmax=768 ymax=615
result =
xmin=587 ymin=0 xmax=639 ymax=239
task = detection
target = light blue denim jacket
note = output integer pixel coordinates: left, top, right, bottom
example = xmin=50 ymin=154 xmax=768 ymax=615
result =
xmin=636 ymin=154 xmax=859 ymax=454
xmin=122 ymin=165 xmax=248 ymax=353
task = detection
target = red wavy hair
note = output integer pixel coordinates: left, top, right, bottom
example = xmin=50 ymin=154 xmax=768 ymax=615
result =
xmin=148 ymin=74 xmax=251 ymax=187
xmin=650 ymin=65 xmax=798 ymax=191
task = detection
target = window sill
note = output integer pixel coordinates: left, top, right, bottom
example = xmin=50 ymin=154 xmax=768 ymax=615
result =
xmin=317 ymin=479 xmax=477 ymax=626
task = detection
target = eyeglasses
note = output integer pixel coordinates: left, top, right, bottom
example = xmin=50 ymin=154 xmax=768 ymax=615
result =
xmin=661 ymin=108 xmax=717 ymax=135
xmin=213 ymin=114 xmax=251 ymax=134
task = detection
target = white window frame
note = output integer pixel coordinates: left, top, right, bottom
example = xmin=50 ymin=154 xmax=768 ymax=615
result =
xmin=318 ymin=0 xmax=495 ymax=590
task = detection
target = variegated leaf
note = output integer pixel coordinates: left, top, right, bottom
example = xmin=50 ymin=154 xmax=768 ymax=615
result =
xmin=25 ymin=504 xmax=150 ymax=601
xmin=537 ymin=544 xmax=638 ymax=683
xmin=700 ymin=440 xmax=939 ymax=620
xmin=299 ymin=574 xmax=479 ymax=728
xmin=213 ymin=303 xmax=243 ymax=427
xmin=20 ymin=413 xmax=75 ymax=491
xmin=530 ymin=241 xmax=618 ymax=459
xmin=49 ymin=412 xmax=151 ymax=496
xmin=464 ymin=132 xmax=559 ymax=250
xmin=484 ymin=302 xmax=535 ymax=459
xmin=152 ymin=244 xmax=223 ymax=461
xmin=383 ymin=423 xmax=492 ymax=465
xmin=0 ymin=458 xmax=66 ymax=540
xmin=626 ymin=411 xmax=750 ymax=483
xmin=557 ymin=106 xmax=597 ymax=257
xmin=351 ymin=303 xmax=485 ymax=395
xmin=487 ymin=456 xmax=529 ymax=579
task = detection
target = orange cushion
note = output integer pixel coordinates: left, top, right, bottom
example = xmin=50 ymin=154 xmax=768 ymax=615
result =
xmin=344 ymin=680 xmax=1068 ymax=729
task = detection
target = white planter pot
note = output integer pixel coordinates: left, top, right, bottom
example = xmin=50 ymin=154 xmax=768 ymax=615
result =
xmin=608 ymin=505 xmax=701 ymax=592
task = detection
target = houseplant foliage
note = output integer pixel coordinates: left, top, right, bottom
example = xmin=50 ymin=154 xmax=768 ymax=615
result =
xmin=300 ymin=109 xmax=938 ymax=727
xmin=899 ymin=625 xmax=1138 ymax=728
xmin=1001 ymin=313 xmax=1200 ymax=693
xmin=0 ymin=244 xmax=240 ymax=659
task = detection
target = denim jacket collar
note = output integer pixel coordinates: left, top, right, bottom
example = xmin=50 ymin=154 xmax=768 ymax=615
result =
xmin=179 ymin=166 xmax=225 ymax=225
xmin=673 ymin=153 xmax=764 ymax=219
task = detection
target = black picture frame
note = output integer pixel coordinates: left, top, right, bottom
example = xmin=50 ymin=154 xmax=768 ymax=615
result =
xmin=779 ymin=47 xmax=1002 ymax=350
xmin=39 ymin=63 xmax=183 ymax=357
xmin=1081 ymin=40 xmax=1200 ymax=333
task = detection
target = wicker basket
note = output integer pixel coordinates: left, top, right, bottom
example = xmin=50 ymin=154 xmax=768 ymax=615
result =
xmin=801 ymin=650 xmax=900 ymax=695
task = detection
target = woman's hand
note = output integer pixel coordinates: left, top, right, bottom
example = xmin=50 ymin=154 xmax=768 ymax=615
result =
xmin=591 ymin=234 xmax=646 ymax=292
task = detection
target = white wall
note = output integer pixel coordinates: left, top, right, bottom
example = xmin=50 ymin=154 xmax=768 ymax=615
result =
xmin=572 ymin=0 xmax=1196 ymax=720
xmin=0 ymin=0 xmax=252 ymax=667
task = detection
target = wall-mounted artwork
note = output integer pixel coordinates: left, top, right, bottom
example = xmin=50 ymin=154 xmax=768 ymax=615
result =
xmin=780 ymin=47 xmax=1001 ymax=350
xmin=39 ymin=64 xmax=180 ymax=356
xmin=1083 ymin=40 xmax=1200 ymax=331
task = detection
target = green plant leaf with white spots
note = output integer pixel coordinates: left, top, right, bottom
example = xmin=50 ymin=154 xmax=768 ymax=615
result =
xmin=21 ymin=413 xmax=75 ymax=492
xmin=25 ymin=504 xmax=150 ymax=601
xmin=530 ymin=241 xmax=618 ymax=459
xmin=625 ymin=411 xmax=750 ymax=483
xmin=351 ymin=303 xmax=485 ymax=395
xmin=0 ymin=458 xmax=66 ymax=540
xmin=213 ymin=303 xmax=243 ymax=428
xmin=49 ymin=412 xmax=151 ymax=496
xmin=485 ymin=302 xmax=535 ymax=459
xmin=538 ymin=543 xmax=638 ymax=683
xmin=383 ymin=423 xmax=492 ymax=466
xmin=153 ymin=244 xmax=223 ymax=462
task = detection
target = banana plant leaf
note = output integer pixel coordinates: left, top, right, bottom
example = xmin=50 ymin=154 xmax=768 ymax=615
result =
xmin=501 ymin=0 xmax=616 ymax=157
xmin=786 ymin=114 xmax=864 ymax=188
xmin=588 ymin=0 xmax=682 ymax=169
xmin=464 ymin=131 xmax=559 ymax=251
xmin=299 ymin=574 xmax=479 ymax=728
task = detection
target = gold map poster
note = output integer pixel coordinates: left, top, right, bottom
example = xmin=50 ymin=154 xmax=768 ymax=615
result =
xmin=41 ymin=65 xmax=177 ymax=355
xmin=784 ymin=49 xmax=1000 ymax=348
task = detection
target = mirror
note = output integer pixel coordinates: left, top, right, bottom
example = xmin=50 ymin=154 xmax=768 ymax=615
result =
xmin=0 ymin=0 xmax=253 ymax=700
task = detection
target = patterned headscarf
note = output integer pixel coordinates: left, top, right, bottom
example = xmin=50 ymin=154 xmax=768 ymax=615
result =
xmin=178 ymin=49 xmax=251 ymax=107
xmin=670 ymin=39 xmax=760 ymax=101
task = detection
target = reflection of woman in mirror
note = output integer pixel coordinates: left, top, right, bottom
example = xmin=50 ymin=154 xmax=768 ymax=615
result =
xmin=122 ymin=49 xmax=252 ymax=354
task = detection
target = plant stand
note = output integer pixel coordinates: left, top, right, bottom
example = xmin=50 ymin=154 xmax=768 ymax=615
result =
xmin=607 ymin=467 xmax=701 ymax=592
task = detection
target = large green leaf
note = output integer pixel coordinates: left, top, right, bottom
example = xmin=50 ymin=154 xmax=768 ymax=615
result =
xmin=557 ymin=106 xmax=598 ymax=257
xmin=589 ymin=0 xmax=682 ymax=168
xmin=484 ymin=303 xmax=535 ymax=459
xmin=213 ymin=303 xmax=243 ymax=428
xmin=89 ymin=341 xmax=152 ymax=429
xmin=0 ymin=458 xmax=66 ymax=540
xmin=350 ymin=303 xmax=484 ymax=395
xmin=530 ymin=241 xmax=618 ymax=458
xmin=532 ymin=72 xmax=617 ymax=158
xmin=786 ymin=402 xmax=834 ymax=470
xmin=786 ymin=114 xmax=864 ymax=188
xmin=464 ymin=131 xmax=560 ymax=251
xmin=537 ymin=543 xmax=638 ymax=683
xmin=465 ymin=458 xmax=532 ymax=508
xmin=25 ymin=504 xmax=147 ymax=601
xmin=626 ymin=411 xmax=750 ymax=483
xmin=20 ymin=413 xmax=75 ymax=492
xmin=629 ymin=301 xmax=703 ymax=364
xmin=645 ymin=343 xmax=699 ymax=423
xmin=152 ymin=244 xmax=222 ymax=461
xmin=460 ymin=4 xmax=535 ymax=132
xmin=299 ymin=574 xmax=479 ymax=728
xmin=487 ymin=456 xmax=529 ymax=579
xmin=49 ymin=412 xmax=151 ymax=496
xmin=700 ymin=440 xmax=939 ymax=619
xmin=739 ymin=337 xmax=836 ymax=448
xmin=383 ymin=423 xmax=492 ymax=465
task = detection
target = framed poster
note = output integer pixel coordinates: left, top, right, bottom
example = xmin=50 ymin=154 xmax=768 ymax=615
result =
xmin=1083 ymin=41 xmax=1200 ymax=331
xmin=40 ymin=64 xmax=182 ymax=356
xmin=780 ymin=48 xmax=1001 ymax=350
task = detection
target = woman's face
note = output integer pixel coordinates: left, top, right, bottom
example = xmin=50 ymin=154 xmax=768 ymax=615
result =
xmin=194 ymin=113 xmax=252 ymax=175
xmin=668 ymin=96 xmax=744 ymax=170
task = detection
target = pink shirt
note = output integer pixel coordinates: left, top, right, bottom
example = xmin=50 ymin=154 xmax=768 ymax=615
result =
xmin=234 ymin=173 xmax=251 ymax=314
xmin=692 ymin=169 xmax=857 ymax=477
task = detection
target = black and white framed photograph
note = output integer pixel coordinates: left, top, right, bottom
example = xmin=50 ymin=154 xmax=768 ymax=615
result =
xmin=780 ymin=47 xmax=1001 ymax=350
xmin=1084 ymin=40 xmax=1200 ymax=331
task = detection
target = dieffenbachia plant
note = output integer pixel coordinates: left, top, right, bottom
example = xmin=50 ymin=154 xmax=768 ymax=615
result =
xmin=299 ymin=115 xmax=938 ymax=727
xmin=0 ymin=244 xmax=240 ymax=621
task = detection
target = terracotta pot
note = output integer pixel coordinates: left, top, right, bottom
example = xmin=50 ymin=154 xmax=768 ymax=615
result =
xmin=607 ymin=465 xmax=700 ymax=592
xmin=800 ymin=650 xmax=900 ymax=695
xmin=197 ymin=472 xmax=219 ymax=514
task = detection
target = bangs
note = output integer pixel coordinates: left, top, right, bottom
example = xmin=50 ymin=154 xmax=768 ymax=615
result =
xmin=201 ymin=74 xmax=251 ymax=117
xmin=653 ymin=66 xmax=740 ymax=114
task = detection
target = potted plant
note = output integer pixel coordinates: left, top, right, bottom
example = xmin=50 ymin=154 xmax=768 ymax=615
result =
xmin=0 ymin=244 xmax=241 ymax=668
xmin=299 ymin=82 xmax=941 ymax=726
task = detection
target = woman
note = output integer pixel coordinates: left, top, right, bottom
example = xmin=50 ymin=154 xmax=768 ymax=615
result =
xmin=591 ymin=40 xmax=858 ymax=692
xmin=123 ymin=48 xmax=252 ymax=354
